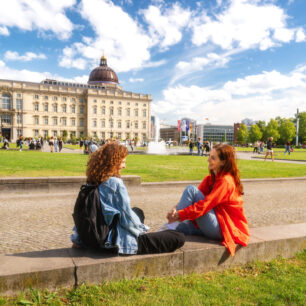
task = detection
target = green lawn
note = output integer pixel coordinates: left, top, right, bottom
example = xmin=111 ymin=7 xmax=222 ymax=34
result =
xmin=1 ymin=251 xmax=305 ymax=305
xmin=0 ymin=151 xmax=305 ymax=180
xmin=254 ymin=151 xmax=306 ymax=161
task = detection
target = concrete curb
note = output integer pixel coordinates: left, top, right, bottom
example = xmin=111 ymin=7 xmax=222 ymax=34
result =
xmin=0 ymin=176 xmax=305 ymax=192
xmin=0 ymin=223 xmax=305 ymax=296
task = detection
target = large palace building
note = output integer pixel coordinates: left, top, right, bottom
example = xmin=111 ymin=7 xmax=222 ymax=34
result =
xmin=0 ymin=56 xmax=151 ymax=142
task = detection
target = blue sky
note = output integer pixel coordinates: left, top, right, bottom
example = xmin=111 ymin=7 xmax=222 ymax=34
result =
xmin=0 ymin=0 xmax=305 ymax=125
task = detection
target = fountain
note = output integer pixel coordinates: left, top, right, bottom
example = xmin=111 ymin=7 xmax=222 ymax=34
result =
xmin=147 ymin=117 xmax=167 ymax=154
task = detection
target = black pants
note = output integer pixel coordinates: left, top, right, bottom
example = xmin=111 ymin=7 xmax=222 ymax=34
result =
xmin=132 ymin=207 xmax=185 ymax=255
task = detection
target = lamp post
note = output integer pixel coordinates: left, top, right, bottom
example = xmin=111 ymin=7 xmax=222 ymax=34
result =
xmin=296 ymin=108 xmax=299 ymax=146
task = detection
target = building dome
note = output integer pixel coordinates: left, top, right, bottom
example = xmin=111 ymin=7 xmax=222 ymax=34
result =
xmin=88 ymin=56 xmax=119 ymax=84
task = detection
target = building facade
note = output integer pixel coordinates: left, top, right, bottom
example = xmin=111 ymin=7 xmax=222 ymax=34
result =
xmin=196 ymin=124 xmax=234 ymax=143
xmin=0 ymin=56 xmax=151 ymax=142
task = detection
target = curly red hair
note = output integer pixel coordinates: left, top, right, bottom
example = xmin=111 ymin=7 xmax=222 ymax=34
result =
xmin=211 ymin=144 xmax=244 ymax=195
xmin=86 ymin=142 xmax=128 ymax=185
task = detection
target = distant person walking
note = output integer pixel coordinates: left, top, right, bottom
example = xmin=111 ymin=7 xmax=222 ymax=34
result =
xmin=197 ymin=138 xmax=202 ymax=156
xmin=54 ymin=137 xmax=58 ymax=152
xmin=79 ymin=138 xmax=84 ymax=151
xmin=189 ymin=141 xmax=194 ymax=155
xmin=19 ymin=136 xmax=23 ymax=152
xmin=264 ymin=137 xmax=274 ymax=161
xmin=284 ymin=141 xmax=291 ymax=155
xmin=59 ymin=138 xmax=63 ymax=152
xmin=49 ymin=137 xmax=54 ymax=153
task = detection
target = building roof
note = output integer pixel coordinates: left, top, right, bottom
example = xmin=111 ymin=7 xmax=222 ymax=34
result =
xmin=88 ymin=56 xmax=119 ymax=85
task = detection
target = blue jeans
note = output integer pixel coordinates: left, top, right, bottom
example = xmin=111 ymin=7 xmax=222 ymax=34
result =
xmin=176 ymin=185 xmax=222 ymax=240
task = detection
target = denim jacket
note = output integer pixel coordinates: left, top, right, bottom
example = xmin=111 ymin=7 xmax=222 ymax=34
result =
xmin=71 ymin=177 xmax=149 ymax=254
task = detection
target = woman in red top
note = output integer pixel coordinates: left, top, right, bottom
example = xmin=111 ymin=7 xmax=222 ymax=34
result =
xmin=167 ymin=144 xmax=249 ymax=255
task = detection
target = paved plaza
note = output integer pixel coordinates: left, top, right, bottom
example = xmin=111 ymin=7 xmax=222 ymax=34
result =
xmin=0 ymin=179 xmax=305 ymax=255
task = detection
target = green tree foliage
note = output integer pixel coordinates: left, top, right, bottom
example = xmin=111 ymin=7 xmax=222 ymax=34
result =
xmin=256 ymin=120 xmax=266 ymax=136
xmin=236 ymin=123 xmax=249 ymax=144
xmin=248 ymin=124 xmax=263 ymax=143
xmin=278 ymin=119 xmax=296 ymax=144
xmin=264 ymin=119 xmax=280 ymax=141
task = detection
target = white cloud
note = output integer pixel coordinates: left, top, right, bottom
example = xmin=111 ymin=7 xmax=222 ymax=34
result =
xmin=4 ymin=51 xmax=47 ymax=62
xmin=59 ymin=0 xmax=152 ymax=72
xmin=0 ymin=60 xmax=89 ymax=84
xmin=0 ymin=26 xmax=9 ymax=36
xmin=0 ymin=0 xmax=75 ymax=40
xmin=141 ymin=3 xmax=191 ymax=50
xmin=153 ymin=66 xmax=306 ymax=125
xmin=191 ymin=0 xmax=299 ymax=51
xmin=295 ymin=28 xmax=306 ymax=42
xmin=129 ymin=78 xmax=144 ymax=83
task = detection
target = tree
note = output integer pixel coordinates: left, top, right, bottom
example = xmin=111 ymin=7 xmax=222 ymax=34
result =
xmin=236 ymin=123 xmax=249 ymax=144
xmin=278 ymin=119 xmax=296 ymax=144
xmin=293 ymin=111 xmax=306 ymax=144
xmin=248 ymin=124 xmax=263 ymax=143
xmin=264 ymin=119 xmax=280 ymax=141
xmin=255 ymin=120 xmax=266 ymax=138
xmin=62 ymin=130 xmax=68 ymax=142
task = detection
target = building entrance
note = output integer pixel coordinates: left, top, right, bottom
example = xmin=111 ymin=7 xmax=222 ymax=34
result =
xmin=1 ymin=128 xmax=11 ymax=141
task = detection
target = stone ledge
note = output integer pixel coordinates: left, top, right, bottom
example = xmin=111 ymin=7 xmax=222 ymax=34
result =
xmin=0 ymin=223 xmax=305 ymax=296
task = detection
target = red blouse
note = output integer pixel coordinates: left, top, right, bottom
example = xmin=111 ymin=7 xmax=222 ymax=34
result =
xmin=178 ymin=173 xmax=250 ymax=255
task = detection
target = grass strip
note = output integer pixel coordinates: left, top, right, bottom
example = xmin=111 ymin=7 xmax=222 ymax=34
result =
xmin=0 ymin=151 xmax=306 ymax=180
xmin=1 ymin=250 xmax=305 ymax=305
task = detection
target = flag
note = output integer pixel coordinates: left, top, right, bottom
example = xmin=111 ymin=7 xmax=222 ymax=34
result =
xmin=186 ymin=120 xmax=190 ymax=132
xmin=181 ymin=119 xmax=186 ymax=132
xmin=190 ymin=121 xmax=193 ymax=131
xmin=177 ymin=120 xmax=181 ymax=131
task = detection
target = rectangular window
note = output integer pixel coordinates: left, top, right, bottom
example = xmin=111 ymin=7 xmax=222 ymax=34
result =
xmin=44 ymin=96 xmax=48 ymax=100
xmin=110 ymin=132 xmax=113 ymax=138
xmin=142 ymin=122 xmax=146 ymax=129
xmin=101 ymin=132 xmax=105 ymax=138
xmin=62 ymin=97 xmax=67 ymax=102
xmin=80 ymin=106 xmax=84 ymax=114
xmin=62 ymin=105 xmax=66 ymax=113
xmin=102 ymin=100 xmax=105 ymax=104
xmin=2 ymin=96 xmax=10 ymax=109
xmin=93 ymin=120 xmax=97 ymax=127
xmin=53 ymin=104 xmax=58 ymax=112
xmin=71 ymin=97 xmax=75 ymax=102
xmin=34 ymin=130 xmax=39 ymax=137
xmin=79 ymin=98 xmax=83 ymax=103
xmin=118 ymin=108 xmax=122 ymax=116
xmin=126 ymin=121 xmax=130 ymax=128
xmin=71 ymin=105 xmax=75 ymax=113
xmin=118 ymin=121 xmax=121 ymax=128
xmin=118 ymin=101 xmax=122 ymax=105
xmin=101 ymin=120 xmax=105 ymax=127
xmin=53 ymin=130 xmax=57 ymax=137
xmin=1 ymin=114 xmax=11 ymax=124
xmin=143 ymin=109 xmax=146 ymax=117
xmin=53 ymin=118 xmax=57 ymax=126
xmin=17 ymin=114 xmax=22 ymax=124
xmin=34 ymin=103 xmax=39 ymax=111
xmin=44 ymin=130 xmax=48 ymax=138
xmin=17 ymin=129 xmax=22 ymax=136
xmin=34 ymin=117 xmax=39 ymax=125
xmin=44 ymin=117 xmax=48 ymax=125
xmin=126 ymin=108 xmax=130 ymax=116
xmin=135 ymin=121 xmax=138 ymax=129
xmin=34 ymin=95 xmax=39 ymax=100
xmin=16 ymin=99 xmax=23 ymax=110
xmin=135 ymin=109 xmax=138 ymax=116
xmin=110 ymin=101 xmax=114 ymax=104
xmin=80 ymin=119 xmax=84 ymax=127
xmin=93 ymin=107 xmax=97 ymax=114
xmin=62 ymin=118 xmax=67 ymax=126
xmin=53 ymin=96 xmax=58 ymax=101
xmin=102 ymin=107 xmax=105 ymax=115
xmin=118 ymin=132 xmax=121 ymax=139
xmin=110 ymin=107 xmax=114 ymax=115
xmin=71 ymin=119 xmax=75 ymax=126
xmin=110 ymin=120 xmax=114 ymax=128
xmin=44 ymin=104 xmax=48 ymax=112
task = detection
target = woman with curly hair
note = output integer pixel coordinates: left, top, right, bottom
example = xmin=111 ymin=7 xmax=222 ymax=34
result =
xmin=71 ymin=142 xmax=185 ymax=255
xmin=167 ymin=144 xmax=249 ymax=256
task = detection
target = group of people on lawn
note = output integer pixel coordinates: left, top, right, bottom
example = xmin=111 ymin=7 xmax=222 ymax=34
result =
xmin=71 ymin=142 xmax=250 ymax=256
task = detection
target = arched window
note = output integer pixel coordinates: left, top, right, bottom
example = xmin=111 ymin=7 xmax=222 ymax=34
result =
xmin=1 ymin=94 xmax=11 ymax=109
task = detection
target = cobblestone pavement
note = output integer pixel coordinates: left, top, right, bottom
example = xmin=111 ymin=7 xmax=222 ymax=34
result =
xmin=0 ymin=179 xmax=305 ymax=255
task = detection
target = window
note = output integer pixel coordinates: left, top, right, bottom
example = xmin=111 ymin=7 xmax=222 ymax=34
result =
xmin=71 ymin=105 xmax=75 ymax=113
xmin=53 ymin=96 xmax=58 ymax=101
xmin=62 ymin=104 xmax=66 ymax=113
xmin=53 ymin=104 xmax=58 ymax=112
xmin=136 ymin=103 xmax=138 ymax=106
xmin=53 ymin=118 xmax=58 ymax=126
xmin=62 ymin=118 xmax=67 ymax=126
xmin=102 ymin=100 xmax=105 ymax=104
xmin=34 ymin=116 xmax=39 ymax=125
xmin=71 ymin=131 xmax=76 ymax=137
xmin=43 ymin=130 xmax=48 ymax=138
xmin=44 ymin=96 xmax=48 ymax=100
xmin=101 ymin=120 xmax=105 ymax=127
xmin=34 ymin=103 xmax=39 ymax=111
xmin=127 ymin=102 xmax=130 ymax=105
xmin=17 ymin=129 xmax=22 ymax=137
xmin=126 ymin=132 xmax=130 ymax=139
xmin=135 ymin=109 xmax=138 ymax=117
xmin=71 ymin=97 xmax=75 ymax=102
xmin=110 ymin=101 xmax=114 ymax=104
xmin=1 ymin=94 xmax=11 ymax=109
xmin=118 ymin=107 xmax=122 ymax=116
xmin=118 ymin=121 xmax=122 ymax=128
xmin=16 ymin=99 xmax=23 ymax=110
xmin=118 ymin=132 xmax=121 ymax=139
xmin=17 ymin=114 xmax=22 ymax=124
xmin=53 ymin=130 xmax=57 ymax=137
xmin=134 ymin=121 xmax=138 ymax=129
xmin=142 ymin=133 xmax=147 ymax=140
xmin=126 ymin=108 xmax=130 ymax=116
xmin=109 ymin=120 xmax=114 ymax=128
xmin=80 ymin=106 xmax=84 ymax=114
xmin=118 ymin=101 xmax=122 ymax=105
xmin=44 ymin=117 xmax=48 ymax=125
xmin=93 ymin=120 xmax=97 ymax=127
xmin=1 ymin=114 xmax=11 ymax=124
xmin=110 ymin=107 xmax=114 ymax=115
xmin=126 ymin=121 xmax=130 ymax=128
xmin=71 ymin=119 xmax=75 ymax=126
xmin=143 ymin=109 xmax=146 ymax=117
xmin=143 ymin=103 xmax=146 ymax=107
xmin=34 ymin=130 xmax=39 ymax=137
xmin=34 ymin=95 xmax=39 ymax=100
xmin=101 ymin=132 xmax=105 ymax=138
xmin=93 ymin=99 xmax=97 ymax=103
xmin=134 ymin=133 xmax=138 ymax=137
xmin=142 ymin=121 xmax=146 ymax=129
xmin=93 ymin=107 xmax=97 ymax=114
xmin=102 ymin=106 xmax=106 ymax=115
xmin=80 ymin=119 xmax=84 ymax=127
xmin=44 ymin=104 xmax=48 ymax=112
xmin=93 ymin=132 xmax=97 ymax=138
xmin=62 ymin=97 xmax=67 ymax=102
xmin=79 ymin=98 xmax=84 ymax=103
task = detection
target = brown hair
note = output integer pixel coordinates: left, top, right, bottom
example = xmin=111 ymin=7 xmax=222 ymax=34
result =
xmin=211 ymin=144 xmax=244 ymax=195
xmin=86 ymin=142 xmax=128 ymax=185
